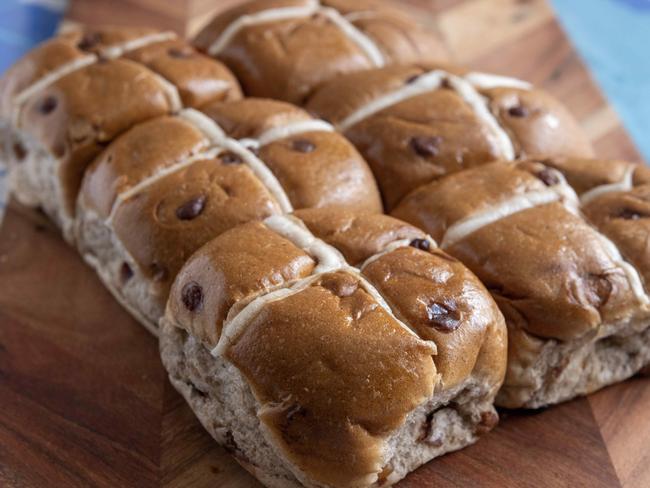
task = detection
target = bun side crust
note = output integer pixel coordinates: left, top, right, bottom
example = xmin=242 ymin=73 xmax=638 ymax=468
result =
xmin=160 ymin=320 xmax=305 ymax=487
xmin=499 ymin=315 xmax=650 ymax=408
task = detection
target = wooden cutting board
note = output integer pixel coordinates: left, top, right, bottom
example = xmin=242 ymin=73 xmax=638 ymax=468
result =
xmin=1 ymin=1 xmax=648 ymax=487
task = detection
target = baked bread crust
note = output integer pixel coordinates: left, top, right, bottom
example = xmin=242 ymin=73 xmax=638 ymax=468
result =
xmin=161 ymin=208 xmax=506 ymax=487
xmin=306 ymin=64 xmax=594 ymax=209
xmin=75 ymin=99 xmax=382 ymax=334
xmin=393 ymin=159 xmax=650 ymax=408
xmin=0 ymin=27 xmax=242 ymax=239
xmin=2 ymin=11 xmax=648 ymax=487
xmin=194 ymin=0 xmax=448 ymax=104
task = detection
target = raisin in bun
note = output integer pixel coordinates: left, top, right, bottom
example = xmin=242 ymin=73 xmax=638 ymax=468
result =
xmin=0 ymin=27 xmax=241 ymax=240
xmin=75 ymin=99 xmax=382 ymax=334
xmin=306 ymin=64 xmax=594 ymax=209
xmin=392 ymin=159 xmax=650 ymax=408
xmin=161 ymin=207 xmax=506 ymax=488
xmin=194 ymin=0 xmax=448 ymax=104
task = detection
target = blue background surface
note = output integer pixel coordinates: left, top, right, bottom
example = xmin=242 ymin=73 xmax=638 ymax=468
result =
xmin=550 ymin=0 xmax=650 ymax=162
xmin=0 ymin=0 xmax=65 ymax=72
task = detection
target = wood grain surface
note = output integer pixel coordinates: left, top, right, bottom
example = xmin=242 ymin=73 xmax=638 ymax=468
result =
xmin=1 ymin=0 xmax=648 ymax=487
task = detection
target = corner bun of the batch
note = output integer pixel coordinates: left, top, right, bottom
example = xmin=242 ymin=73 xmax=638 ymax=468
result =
xmin=161 ymin=208 xmax=508 ymax=487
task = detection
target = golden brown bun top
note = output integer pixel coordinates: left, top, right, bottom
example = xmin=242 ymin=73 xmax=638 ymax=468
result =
xmin=393 ymin=159 xmax=650 ymax=343
xmin=522 ymin=157 xmax=650 ymax=303
xmin=540 ymin=157 xmax=650 ymax=195
xmin=308 ymin=64 xmax=423 ymax=124
xmin=391 ymin=160 xmax=556 ymax=242
xmin=0 ymin=27 xmax=155 ymax=114
xmin=203 ymin=98 xmax=384 ymax=212
xmin=111 ymin=159 xmax=283 ymax=298
xmin=194 ymin=0 xmax=448 ymax=104
xmin=0 ymin=27 xmax=242 ymax=216
xmin=544 ymin=157 xmax=650 ymax=295
xmin=294 ymin=206 xmax=426 ymax=266
xmin=583 ymin=185 xmax=650 ymax=286
xmin=167 ymin=220 xmax=316 ymax=346
xmin=166 ymin=208 xmax=506 ymax=487
xmin=80 ymin=98 xmax=381 ymax=220
xmin=0 ymin=27 xmax=241 ymax=116
xmin=80 ymin=115 xmax=210 ymax=219
xmin=78 ymin=99 xmax=382 ymax=306
xmin=201 ymin=97 xmax=311 ymax=139
xmin=306 ymin=64 xmax=594 ymax=209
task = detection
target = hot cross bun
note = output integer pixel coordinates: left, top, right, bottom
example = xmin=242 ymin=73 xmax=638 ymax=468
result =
xmin=161 ymin=207 xmax=506 ymax=488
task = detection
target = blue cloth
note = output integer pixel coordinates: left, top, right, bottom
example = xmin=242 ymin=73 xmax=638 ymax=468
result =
xmin=0 ymin=0 xmax=67 ymax=73
xmin=550 ymin=0 xmax=650 ymax=162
